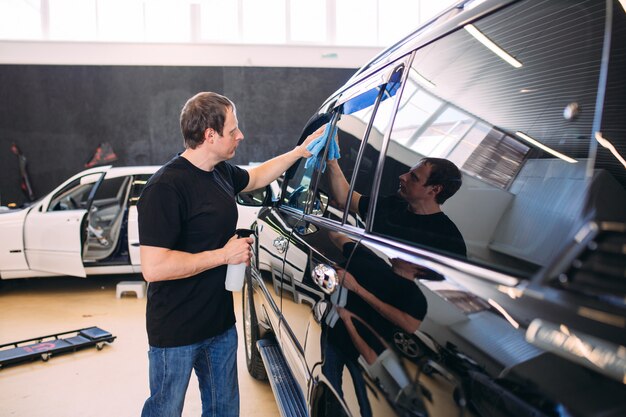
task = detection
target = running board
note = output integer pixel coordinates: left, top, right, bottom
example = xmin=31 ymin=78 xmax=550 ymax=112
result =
xmin=257 ymin=339 xmax=308 ymax=417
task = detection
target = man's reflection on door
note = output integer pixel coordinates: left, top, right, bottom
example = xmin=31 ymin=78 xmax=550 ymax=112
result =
xmin=322 ymin=234 xmax=432 ymax=415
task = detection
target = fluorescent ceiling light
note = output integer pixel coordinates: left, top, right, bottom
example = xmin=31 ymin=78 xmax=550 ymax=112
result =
xmin=464 ymin=24 xmax=522 ymax=68
xmin=596 ymin=132 xmax=626 ymax=168
xmin=515 ymin=131 xmax=578 ymax=163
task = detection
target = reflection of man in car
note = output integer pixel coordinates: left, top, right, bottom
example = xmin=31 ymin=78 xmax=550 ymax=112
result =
xmin=323 ymin=235 xmax=429 ymax=415
xmin=336 ymin=239 xmax=428 ymax=337
xmin=326 ymin=157 xmax=467 ymax=257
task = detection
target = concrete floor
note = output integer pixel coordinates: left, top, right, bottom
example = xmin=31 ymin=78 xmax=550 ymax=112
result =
xmin=0 ymin=276 xmax=278 ymax=417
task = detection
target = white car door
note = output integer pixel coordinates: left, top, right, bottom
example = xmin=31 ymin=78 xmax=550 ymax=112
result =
xmin=24 ymin=169 xmax=108 ymax=278
xmin=127 ymin=204 xmax=141 ymax=268
xmin=125 ymin=173 xmax=154 ymax=271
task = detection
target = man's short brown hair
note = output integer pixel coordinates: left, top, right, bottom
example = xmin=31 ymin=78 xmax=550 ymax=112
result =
xmin=180 ymin=92 xmax=235 ymax=149
xmin=422 ymin=157 xmax=462 ymax=204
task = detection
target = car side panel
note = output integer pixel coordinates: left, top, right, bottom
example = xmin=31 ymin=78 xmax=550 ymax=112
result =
xmin=0 ymin=208 xmax=30 ymax=276
xmin=255 ymin=206 xmax=300 ymax=336
xmin=278 ymin=216 xmax=333 ymax=402
xmin=127 ymin=205 xmax=141 ymax=267
xmin=23 ymin=207 xmax=88 ymax=278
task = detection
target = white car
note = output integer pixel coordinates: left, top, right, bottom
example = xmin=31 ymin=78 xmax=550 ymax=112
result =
xmin=0 ymin=164 xmax=278 ymax=280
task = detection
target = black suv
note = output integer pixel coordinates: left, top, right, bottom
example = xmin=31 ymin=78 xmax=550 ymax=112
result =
xmin=237 ymin=0 xmax=626 ymax=416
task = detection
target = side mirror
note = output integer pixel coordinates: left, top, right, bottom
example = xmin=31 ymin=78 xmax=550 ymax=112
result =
xmin=237 ymin=185 xmax=272 ymax=207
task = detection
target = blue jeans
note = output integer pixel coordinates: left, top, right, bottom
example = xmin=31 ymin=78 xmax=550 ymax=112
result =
xmin=141 ymin=325 xmax=239 ymax=417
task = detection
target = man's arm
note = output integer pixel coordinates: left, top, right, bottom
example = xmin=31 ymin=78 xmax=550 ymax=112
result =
xmin=141 ymin=235 xmax=253 ymax=282
xmin=341 ymin=270 xmax=422 ymax=334
xmin=326 ymin=159 xmax=361 ymax=213
xmin=337 ymin=307 xmax=379 ymax=365
xmin=242 ymin=125 xmax=326 ymax=192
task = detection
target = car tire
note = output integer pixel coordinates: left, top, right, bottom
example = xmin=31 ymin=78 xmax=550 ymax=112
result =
xmin=242 ymin=268 xmax=267 ymax=380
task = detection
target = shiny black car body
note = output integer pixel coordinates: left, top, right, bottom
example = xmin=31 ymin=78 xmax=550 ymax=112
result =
xmin=238 ymin=1 xmax=626 ymax=416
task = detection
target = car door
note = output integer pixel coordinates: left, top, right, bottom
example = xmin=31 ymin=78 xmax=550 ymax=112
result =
xmin=279 ymin=60 xmax=410 ymax=415
xmin=257 ymin=134 xmax=325 ymax=391
xmin=23 ymin=168 xmax=108 ymax=278
xmin=339 ymin=1 xmax=626 ymax=414
xmin=127 ymin=174 xmax=153 ymax=269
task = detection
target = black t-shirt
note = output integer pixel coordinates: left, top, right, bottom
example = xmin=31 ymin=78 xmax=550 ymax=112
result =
xmin=359 ymin=195 xmax=467 ymax=258
xmin=138 ymin=155 xmax=249 ymax=347
xmin=327 ymin=243 xmax=427 ymax=360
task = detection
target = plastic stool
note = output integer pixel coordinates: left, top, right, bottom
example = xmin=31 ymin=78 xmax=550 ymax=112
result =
xmin=116 ymin=281 xmax=146 ymax=299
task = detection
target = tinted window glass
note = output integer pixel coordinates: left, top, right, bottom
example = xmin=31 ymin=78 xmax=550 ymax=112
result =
xmin=315 ymin=65 xmax=403 ymax=224
xmin=391 ymin=69 xmax=530 ymax=190
xmin=375 ymin=0 xmax=608 ymax=277
xmin=93 ymin=176 xmax=128 ymax=202
xmin=283 ymin=138 xmax=323 ymax=212
xmin=344 ymin=65 xmax=405 ymax=227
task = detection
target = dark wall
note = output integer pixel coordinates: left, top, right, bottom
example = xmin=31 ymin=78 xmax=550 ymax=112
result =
xmin=0 ymin=65 xmax=354 ymax=206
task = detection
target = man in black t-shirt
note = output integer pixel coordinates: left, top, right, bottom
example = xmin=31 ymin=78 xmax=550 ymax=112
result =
xmin=326 ymin=157 xmax=466 ymax=257
xmin=138 ymin=92 xmax=325 ymax=417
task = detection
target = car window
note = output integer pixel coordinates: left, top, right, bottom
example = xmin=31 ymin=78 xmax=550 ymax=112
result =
xmin=92 ymin=176 xmax=129 ymax=202
xmin=281 ymin=108 xmax=330 ymax=212
xmin=282 ymin=146 xmax=322 ymax=211
xmin=316 ymin=64 xmax=405 ymax=225
xmin=372 ymin=0 xmax=609 ymax=277
xmin=88 ymin=176 xmax=130 ymax=224
xmin=48 ymin=177 xmax=97 ymax=212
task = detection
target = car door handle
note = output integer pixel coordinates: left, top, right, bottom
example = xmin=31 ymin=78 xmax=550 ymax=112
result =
xmin=273 ymin=236 xmax=288 ymax=253
xmin=312 ymin=263 xmax=338 ymax=294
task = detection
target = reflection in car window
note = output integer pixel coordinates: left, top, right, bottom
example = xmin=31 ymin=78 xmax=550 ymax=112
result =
xmin=317 ymin=64 xmax=404 ymax=226
xmin=376 ymin=0 xmax=609 ymax=277
xmin=280 ymin=110 xmax=334 ymax=214
xmin=391 ymin=69 xmax=530 ymax=189
xmin=282 ymin=147 xmax=319 ymax=212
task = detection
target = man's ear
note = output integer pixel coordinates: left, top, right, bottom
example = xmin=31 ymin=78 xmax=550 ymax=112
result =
xmin=204 ymin=128 xmax=214 ymax=144
xmin=431 ymin=184 xmax=443 ymax=196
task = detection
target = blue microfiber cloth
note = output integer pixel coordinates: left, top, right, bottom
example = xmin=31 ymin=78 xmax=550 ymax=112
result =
xmin=305 ymin=123 xmax=340 ymax=172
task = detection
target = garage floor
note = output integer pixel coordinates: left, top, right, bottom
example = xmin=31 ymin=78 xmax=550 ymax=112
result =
xmin=0 ymin=276 xmax=278 ymax=417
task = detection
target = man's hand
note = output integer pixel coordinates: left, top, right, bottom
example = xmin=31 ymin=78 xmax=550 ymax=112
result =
xmin=296 ymin=124 xmax=327 ymax=158
xmin=223 ymin=235 xmax=254 ymax=266
xmin=243 ymin=124 xmax=327 ymax=192
xmin=338 ymin=269 xmax=360 ymax=293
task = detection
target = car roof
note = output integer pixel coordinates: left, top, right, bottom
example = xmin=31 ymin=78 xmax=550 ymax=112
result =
xmin=103 ymin=166 xmax=161 ymax=178
xmin=325 ymin=0 xmax=516 ymax=105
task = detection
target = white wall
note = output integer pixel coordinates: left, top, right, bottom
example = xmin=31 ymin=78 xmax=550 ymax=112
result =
xmin=0 ymin=40 xmax=383 ymax=68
